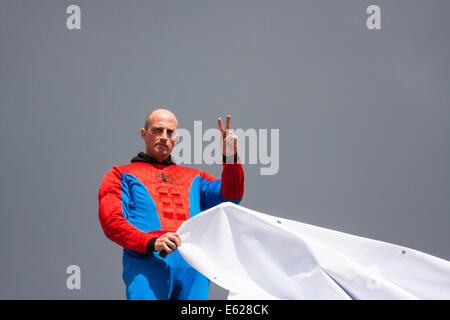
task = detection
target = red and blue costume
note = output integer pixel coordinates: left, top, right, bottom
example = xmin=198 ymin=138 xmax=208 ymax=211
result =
xmin=98 ymin=152 xmax=244 ymax=299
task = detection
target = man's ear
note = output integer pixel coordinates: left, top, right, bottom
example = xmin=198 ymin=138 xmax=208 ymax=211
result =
xmin=140 ymin=128 xmax=146 ymax=140
xmin=172 ymin=130 xmax=179 ymax=145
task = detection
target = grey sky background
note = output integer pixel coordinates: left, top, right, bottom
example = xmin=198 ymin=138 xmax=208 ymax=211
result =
xmin=0 ymin=0 xmax=449 ymax=299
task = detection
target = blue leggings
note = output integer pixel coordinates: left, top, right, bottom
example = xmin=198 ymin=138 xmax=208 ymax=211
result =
xmin=122 ymin=249 xmax=210 ymax=300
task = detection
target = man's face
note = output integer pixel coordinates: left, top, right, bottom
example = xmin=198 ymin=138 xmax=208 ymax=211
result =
xmin=141 ymin=111 xmax=178 ymax=161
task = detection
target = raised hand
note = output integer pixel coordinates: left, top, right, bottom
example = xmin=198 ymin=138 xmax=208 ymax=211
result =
xmin=217 ymin=115 xmax=238 ymax=158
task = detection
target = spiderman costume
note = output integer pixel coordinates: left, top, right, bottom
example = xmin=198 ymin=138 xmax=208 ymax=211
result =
xmin=98 ymin=152 xmax=244 ymax=299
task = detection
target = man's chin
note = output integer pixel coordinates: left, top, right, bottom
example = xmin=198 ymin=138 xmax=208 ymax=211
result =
xmin=153 ymin=149 xmax=170 ymax=159
xmin=155 ymin=146 xmax=169 ymax=153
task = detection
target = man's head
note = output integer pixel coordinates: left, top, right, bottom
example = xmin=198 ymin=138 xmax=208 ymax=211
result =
xmin=141 ymin=108 xmax=178 ymax=162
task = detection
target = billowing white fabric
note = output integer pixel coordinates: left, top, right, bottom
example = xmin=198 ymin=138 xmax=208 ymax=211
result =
xmin=177 ymin=202 xmax=450 ymax=300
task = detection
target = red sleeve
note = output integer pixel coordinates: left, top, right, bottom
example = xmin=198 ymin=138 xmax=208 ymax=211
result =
xmin=98 ymin=166 xmax=164 ymax=253
xmin=221 ymin=155 xmax=245 ymax=200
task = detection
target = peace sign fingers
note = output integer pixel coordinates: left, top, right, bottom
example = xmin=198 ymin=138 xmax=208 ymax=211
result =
xmin=217 ymin=114 xmax=238 ymax=157
xmin=217 ymin=115 xmax=231 ymax=138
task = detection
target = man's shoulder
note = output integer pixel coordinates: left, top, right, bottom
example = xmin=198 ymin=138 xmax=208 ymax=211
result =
xmin=102 ymin=161 xmax=149 ymax=176
xmin=104 ymin=161 xmax=214 ymax=181
xmin=110 ymin=162 xmax=202 ymax=173
xmin=112 ymin=161 xmax=144 ymax=171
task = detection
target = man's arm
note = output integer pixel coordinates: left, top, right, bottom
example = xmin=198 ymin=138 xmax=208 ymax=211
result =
xmin=98 ymin=166 xmax=166 ymax=253
xmin=198 ymin=115 xmax=245 ymax=210
xmin=220 ymin=153 xmax=245 ymax=200
xmin=199 ymin=153 xmax=245 ymax=210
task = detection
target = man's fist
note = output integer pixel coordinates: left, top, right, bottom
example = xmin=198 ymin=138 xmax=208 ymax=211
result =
xmin=154 ymin=233 xmax=182 ymax=254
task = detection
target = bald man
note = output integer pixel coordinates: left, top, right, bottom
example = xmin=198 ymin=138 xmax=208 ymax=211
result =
xmin=98 ymin=109 xmax=244 ymax=300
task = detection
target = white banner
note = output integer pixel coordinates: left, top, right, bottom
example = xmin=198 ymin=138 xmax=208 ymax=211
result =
xmin=177 ymin=202 xmax=450 ymax=300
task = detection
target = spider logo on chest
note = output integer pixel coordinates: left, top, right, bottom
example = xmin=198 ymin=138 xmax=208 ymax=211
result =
xmin=156 ymin=171 xmax=173 ymax=183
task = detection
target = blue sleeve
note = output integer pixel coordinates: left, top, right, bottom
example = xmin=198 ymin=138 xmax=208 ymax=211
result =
xmin=199 ymin=178 xmax=242 ymax=211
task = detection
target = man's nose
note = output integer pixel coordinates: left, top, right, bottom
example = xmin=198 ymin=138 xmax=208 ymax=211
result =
xmin=160 ymin=129 xmax=169 ymax=139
